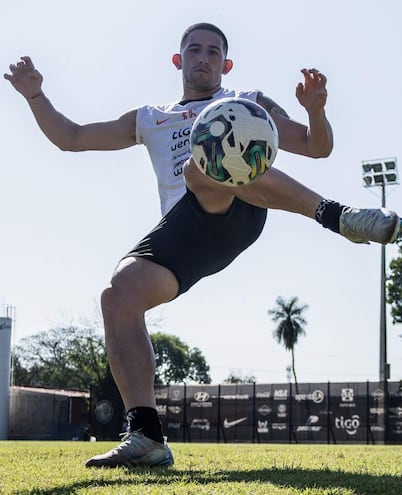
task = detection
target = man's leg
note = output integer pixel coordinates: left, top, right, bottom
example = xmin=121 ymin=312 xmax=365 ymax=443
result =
xmin=86 ymin=257 xmax=178 ymax=468
xmin=185 ymin=159 xmax=401 ymax=244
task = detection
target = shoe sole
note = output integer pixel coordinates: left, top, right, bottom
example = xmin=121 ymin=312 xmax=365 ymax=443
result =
xmin=85 ymin=449 xmax=174 ymax=469
xmin=390 ymin=217 xmax=402 ymax=243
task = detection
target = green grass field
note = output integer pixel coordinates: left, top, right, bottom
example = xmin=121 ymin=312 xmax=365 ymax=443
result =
xmin=0 ymin=441 xmax=401 ymax=494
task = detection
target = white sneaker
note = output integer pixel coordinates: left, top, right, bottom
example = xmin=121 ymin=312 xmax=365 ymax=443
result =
xmin=85 ymin=431 xmax=174 ymax=468
xmin=339 ymin=207 xmax=401 ymax=244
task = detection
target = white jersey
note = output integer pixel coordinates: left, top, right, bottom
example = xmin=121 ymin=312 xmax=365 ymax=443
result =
xmin=135 ymin=87 xmax=259 ymax=216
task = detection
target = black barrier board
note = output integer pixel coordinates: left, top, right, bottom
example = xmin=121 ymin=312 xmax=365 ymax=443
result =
xmin=271 ymin=383 xmax=290 ymax=442
xmin=155 ymin=384 xmax=169 ymax=427
xmin=292 ymin=382 xmax=328 ymax=443
xmin=147 ymin=381 xmax=402 ymax=444
xmin=255 ymin=383 xmax=274 ymax=442
xmin=186 ymin=384 xmax=219 ymax=442
xmin=330 ymin=382 xmax=367 ymax=443
xmin=255 ymin=383 xmax=289 ymax=442
xmin=367 ymin=382 xmax=385 ymax=443
xmin=219 ymin=384 xmax=254 ymax=442
xmin=164 ymin=385 xmax=185 ymax=441
xmin=387 ymin=381 xmax=402 ymax=443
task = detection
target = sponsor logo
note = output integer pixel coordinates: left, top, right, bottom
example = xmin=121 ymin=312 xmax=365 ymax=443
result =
xmin=221 ymin=394 xmax=249 ymax=400
xmin=272 ymin=423 xmax=287 ymax=431
xmin=223 ymin=417 xmax=247 ymax=429
xmin=277 ymin=404 xmax=287 ymax=418
xmin=296 ymin=415 xmax=321 ymax=432
xmin=369 ymin=407 xmax=384 ymax=415
xmin=190 ymin=401 xmax=212 ymax=408
xmin=171 ymin=126 xmax=191 ymax=152
xmin=294 ymin=390 xmax=325 ymax=404
xmin=341 ymin=388 xmax=354 ymax=402
xmin=335 ymin=415 xmax=360 ymax=436
xmin=257 ymin=420 xmax=269 ymax=433
xmin=168 ymin=406 xmax=182 ymax=415
xmin=156 ymin=117 xmax=171 ymax=126
xmin=156 ymin=404 xmax=167 ymax=415
xmin=154 ymin=390 xmax=168 ymax=399
xmin=191 ymin=419 xmax=210 ymax=431
xmin=257 ymin=405 xmax=272 ymax=416
xmin=389 ymin=407 xmax=402 ymax=417
xmin=191 ymin=391 xmax=212 ymax=408
xmin=181 ymin=109 xmax=197 ymax=120
xmin=340 ymin=388 xmax=355 ymax=408
xmin=372 ymin=388 xmax=384 ymax=400
xmin=167 ymin=422 xmax=181 ymax=429
xmin=194 ymin=391 xmax=209 ymax=402
xmin=256 ymin=391 xmax=271 ymax=398
xmin=94 ymin=400 xmax=114 ymax=424
xmin=274 ymin=389 xmax=288 ymax=400
xmin=171 ymin=390 xmax=181 ymax=401
xmin=370 ymin=425 xmax=385 ymax=432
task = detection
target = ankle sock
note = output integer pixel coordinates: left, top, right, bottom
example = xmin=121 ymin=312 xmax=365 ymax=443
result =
xmin=315 ymin=199 xmax=346 ymax=234
xmin=127 ymin=407 xmax=164 ymax=444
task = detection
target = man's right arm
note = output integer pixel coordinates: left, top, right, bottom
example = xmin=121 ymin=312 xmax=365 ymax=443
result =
xmin=4 ymin=56 xmax=137 ymax=152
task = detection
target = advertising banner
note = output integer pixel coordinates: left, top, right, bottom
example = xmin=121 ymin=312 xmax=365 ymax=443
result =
xmin=292 ymin=382 xmax=328 ymax=443
xmin=185 ymin=384 xmax=219 ymax=442
xmin=367 ymin=382 xmax=385 ymax=443
xmin=219 ymin=383 xmax=254 ymax=442
xmin=255 ymin=383 xmax=289 ymax=442
xmin=330 ymin=382 xmax=367 ymax=443
xmin=151 ymin=381 xmax=401 ymax=445
xmin=387 ymin=381 xmax=402 ymax=443
xmin=165 ymin=385 xmax=185 ymax=441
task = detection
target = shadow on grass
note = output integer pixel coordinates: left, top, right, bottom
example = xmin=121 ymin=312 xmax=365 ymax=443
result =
xmin=12 ymin=467 xmax=402 ymax=495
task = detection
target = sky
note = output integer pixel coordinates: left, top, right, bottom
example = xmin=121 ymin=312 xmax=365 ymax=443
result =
xmin=1 ymin=0 xmax=402 ymax=385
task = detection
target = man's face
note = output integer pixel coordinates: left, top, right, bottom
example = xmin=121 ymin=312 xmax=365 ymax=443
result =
xmin=178 ymin=29 xmax=229 ymax=92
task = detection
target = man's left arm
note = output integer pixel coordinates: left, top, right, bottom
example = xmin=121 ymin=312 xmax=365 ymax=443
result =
xmin=257 ymin=68 xmax=333 ymax=159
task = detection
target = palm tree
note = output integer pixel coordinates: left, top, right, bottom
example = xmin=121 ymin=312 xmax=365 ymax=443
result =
xmin=268 ymin=296 xmax=308 ymax=393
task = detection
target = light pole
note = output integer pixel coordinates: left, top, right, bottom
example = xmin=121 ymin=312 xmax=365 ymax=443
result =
xmin=361 ymin=157 xmax=399 ymax=382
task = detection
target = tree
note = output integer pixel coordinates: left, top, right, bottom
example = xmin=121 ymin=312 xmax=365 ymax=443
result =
xmin=13 ymin=326 xmax=107 ymax=391
xmin=387 ymin=239 xmax=402 ymax=324
xmin=223 ymin=370 xmax=256 ymax=384
xmin=13 ymin=326 xmax=211 ymax=389
xmin=151 ymin=332 xmax=211 ymax=384
xmin=268 ymin=296 xmax=308 ymax=393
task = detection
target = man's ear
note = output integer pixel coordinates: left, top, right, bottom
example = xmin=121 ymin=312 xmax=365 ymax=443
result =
xmin=223 ymin=59 xmax=233 ymax=75
xmin=172 ymin=53 xmax=182 ymax=69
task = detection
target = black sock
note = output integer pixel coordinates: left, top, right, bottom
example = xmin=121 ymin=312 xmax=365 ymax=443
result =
xmin=126 ymin=407 xmax=164 ymax=444
xmin=315 ymin=199 xmax=347 ymax=234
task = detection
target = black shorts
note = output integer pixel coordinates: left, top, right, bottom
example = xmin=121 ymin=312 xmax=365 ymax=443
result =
xmin=125 ymin=189 xmax=267 ymax=296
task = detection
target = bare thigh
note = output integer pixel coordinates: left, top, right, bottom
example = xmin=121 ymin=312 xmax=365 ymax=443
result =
xmin=110 ymin=257 xmax=180 ymax=311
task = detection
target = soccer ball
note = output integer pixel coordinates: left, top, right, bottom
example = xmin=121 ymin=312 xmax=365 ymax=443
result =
xmin=190 ymin=97 xmax=278 ymax=187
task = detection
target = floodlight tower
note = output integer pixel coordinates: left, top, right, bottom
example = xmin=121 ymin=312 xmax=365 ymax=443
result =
xmin=361 ymin=157 xmax=399 ymax=382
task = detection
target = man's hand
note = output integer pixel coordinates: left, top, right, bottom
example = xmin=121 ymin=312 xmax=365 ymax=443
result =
xmin=296 ymin=68 xmax=327 ymax=114
xmin=4 ymin=56 xmax=43 ymax=99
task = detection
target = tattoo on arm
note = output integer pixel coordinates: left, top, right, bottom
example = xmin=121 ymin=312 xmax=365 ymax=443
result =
xmin=257 ymin=93 xmax=289 ymax=119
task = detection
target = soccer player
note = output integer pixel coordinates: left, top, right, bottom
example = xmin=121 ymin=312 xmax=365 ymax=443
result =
xmin=5 ymin=22 xmax=400 ymax=468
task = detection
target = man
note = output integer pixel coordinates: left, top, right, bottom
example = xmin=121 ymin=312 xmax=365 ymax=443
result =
xmin=5 ymin=23 xmax=400 ymax=468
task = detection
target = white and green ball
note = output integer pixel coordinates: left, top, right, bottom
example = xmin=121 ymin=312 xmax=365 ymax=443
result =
xmin=190 ymin=97 xmax=278 ymax=187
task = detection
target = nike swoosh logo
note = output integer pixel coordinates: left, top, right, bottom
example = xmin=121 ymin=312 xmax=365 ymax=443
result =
xmin=156 ymin=117 xmax=171 ymax=126
xmin=223 ymin=417 xmax=247 ymax=428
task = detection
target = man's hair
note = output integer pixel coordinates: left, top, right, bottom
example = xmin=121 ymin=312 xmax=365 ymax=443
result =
xmin=180 ymin=23 xmax=228 ymax=56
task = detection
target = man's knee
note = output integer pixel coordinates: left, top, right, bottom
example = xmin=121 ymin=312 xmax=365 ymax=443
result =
xmin=102 ymin=256 xmax=179 ymax=316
